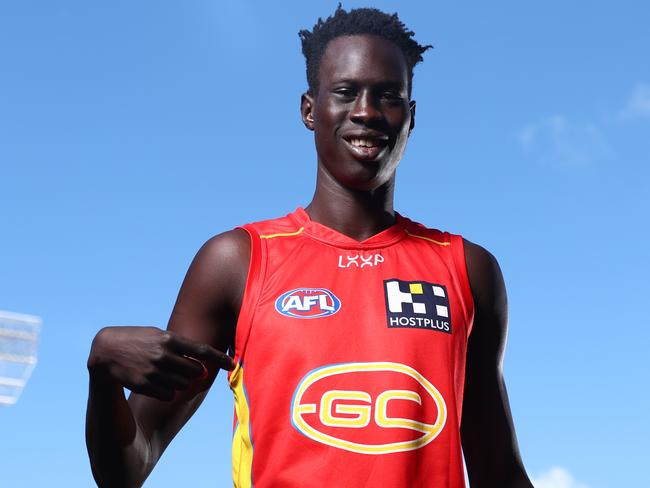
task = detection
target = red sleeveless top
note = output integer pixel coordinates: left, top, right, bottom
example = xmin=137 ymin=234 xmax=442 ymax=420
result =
xmin=228 ymin=208 xmax=474 ymax=488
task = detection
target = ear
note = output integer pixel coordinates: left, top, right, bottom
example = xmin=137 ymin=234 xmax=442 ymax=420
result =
xmin=301 ymin=92 xmax=315 ymax=131
xmin=408 ymin=100 xmax=416 ymax=134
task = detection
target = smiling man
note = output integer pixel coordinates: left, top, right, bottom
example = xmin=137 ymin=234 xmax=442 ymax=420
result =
xmin=86 ymin=6 xmax=533 ymax=488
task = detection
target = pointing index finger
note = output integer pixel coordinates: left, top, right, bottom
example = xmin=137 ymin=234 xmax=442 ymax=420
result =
xmin=168 ymin=334 xmax=236 ymax=371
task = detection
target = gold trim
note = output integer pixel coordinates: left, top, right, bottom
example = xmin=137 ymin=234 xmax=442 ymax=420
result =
xmin=260 ymin=227 xmax=304 ymax=239
xmin=405 ymin=230 xmax=450 ymax=247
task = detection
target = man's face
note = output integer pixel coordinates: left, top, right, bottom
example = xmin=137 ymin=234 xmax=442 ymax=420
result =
xmin=302 ymin=35 xmax=415 ymax=191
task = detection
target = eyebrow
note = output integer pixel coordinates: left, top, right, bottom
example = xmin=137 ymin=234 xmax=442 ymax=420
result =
xmin=330 ymin=78 xmax=406 ymax=89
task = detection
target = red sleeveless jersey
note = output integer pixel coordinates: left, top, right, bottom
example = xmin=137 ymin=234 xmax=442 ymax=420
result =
xmin=228 ymin=208 xmax=474 ymax=488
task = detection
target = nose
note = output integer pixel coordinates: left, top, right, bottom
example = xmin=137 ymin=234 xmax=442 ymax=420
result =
xmin=350 ymin=89 xmax=382 ymax=124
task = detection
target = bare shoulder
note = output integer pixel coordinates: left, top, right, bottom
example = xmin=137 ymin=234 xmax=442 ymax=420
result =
xmin=462 ymin=238 xmax=507 ymax=318
xmin=182 ymin=228 xmax=251 ymax=298
xmin=170 ymin=228 xmax=251 ymax=343
xmin=189 ymin=228 xmax=251 ymax=277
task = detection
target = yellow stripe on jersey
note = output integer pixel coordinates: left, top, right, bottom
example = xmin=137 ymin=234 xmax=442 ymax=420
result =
xmin=404 ymin=230 xmax=450 ymax=247
xmin=230 ymin=364 xmax=253 ymax=488
xmin=260 ymin=227 xmax=304 ymax=239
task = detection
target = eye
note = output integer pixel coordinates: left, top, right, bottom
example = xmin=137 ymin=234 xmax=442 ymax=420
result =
xmin=381 ymin=91 xmax=404 ymax=102
xmin=333 ymin=87 xmax=356 ymax=99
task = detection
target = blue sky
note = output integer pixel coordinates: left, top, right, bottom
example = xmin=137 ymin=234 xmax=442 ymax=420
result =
xmin=1 ymin=1 xmax=648 ymax=486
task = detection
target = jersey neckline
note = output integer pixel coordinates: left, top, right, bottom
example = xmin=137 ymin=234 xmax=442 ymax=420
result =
xmin=290 ymin=207 xmax=408 ymax=250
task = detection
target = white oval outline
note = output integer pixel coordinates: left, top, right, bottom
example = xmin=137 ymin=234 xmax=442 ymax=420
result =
xmin=291 ymin=362 xmax=447 ymax=455
xmin=274 ymin=288 xmax=341 ymax=319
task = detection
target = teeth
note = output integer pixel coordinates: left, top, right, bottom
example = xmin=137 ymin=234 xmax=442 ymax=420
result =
xmin=350 ymin=138 xmax=381 ymax=148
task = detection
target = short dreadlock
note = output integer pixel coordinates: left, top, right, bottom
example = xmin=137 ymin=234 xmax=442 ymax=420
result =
xmin=299 ymin=4 xmax=431 ymax=96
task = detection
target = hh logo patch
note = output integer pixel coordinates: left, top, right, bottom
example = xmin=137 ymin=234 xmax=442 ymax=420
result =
xmin=383 ymin=279 xmax=451 ymax=333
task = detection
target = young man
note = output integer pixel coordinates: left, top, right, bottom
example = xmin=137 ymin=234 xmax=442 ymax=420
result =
xmin=86 ymin=6 xmax=533 ymax=488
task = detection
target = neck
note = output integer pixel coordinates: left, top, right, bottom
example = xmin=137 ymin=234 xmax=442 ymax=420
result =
xmin=305 ymin=164 xmax=396 ymax=242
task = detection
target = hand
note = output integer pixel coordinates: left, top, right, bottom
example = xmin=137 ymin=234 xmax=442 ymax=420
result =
xmin=87 ymin=326 xmax=235 ymax=401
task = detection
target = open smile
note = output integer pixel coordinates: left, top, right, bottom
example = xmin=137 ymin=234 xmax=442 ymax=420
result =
xmin=342 ymin=135 xmax=389 ymax=161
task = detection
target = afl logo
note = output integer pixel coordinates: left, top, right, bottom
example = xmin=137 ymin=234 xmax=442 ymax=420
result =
xmin=291 ymin=362 xmax=447 ymax=455
xmin=275 ymin=288 xmax=341 ymax=319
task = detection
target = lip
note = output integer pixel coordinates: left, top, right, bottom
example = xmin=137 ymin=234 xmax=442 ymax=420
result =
xmin=341 ymin=132 xmax=390 ymax=162
xmin=341 ymin=130 xmax=389 ymax=141
xmin=342 ymin=138 xmax=387 ymax=161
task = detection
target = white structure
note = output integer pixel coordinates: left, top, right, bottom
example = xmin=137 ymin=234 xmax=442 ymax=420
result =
xmin=0 ymin=310 xmax=42 ymax=406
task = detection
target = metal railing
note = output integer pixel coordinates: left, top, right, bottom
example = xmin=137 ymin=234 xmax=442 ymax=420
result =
xmin=0 ymin=310 xmax=42 ymax=406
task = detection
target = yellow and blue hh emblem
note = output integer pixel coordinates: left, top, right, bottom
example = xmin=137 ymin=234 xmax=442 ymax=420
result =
xmin=383 ymin=279 xmax=451 ymax=333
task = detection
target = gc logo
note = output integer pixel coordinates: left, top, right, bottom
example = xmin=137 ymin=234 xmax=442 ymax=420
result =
xmin=291 ymin=362 xmax=447 ymax=455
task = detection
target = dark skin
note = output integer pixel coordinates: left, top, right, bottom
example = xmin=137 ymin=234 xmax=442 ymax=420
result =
xmin=86 ymin=232 xmax=246 ymax=487
xmin=86 ymin=34 xmax=532 ymax=487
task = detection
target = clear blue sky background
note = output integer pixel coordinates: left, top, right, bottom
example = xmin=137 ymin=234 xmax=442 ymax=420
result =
xmin=1 ymin=1 xmax=648 ymax=487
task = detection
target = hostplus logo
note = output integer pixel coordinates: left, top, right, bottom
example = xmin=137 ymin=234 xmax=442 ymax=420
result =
xmin=383 ymin=279 xmax=451 ymax=334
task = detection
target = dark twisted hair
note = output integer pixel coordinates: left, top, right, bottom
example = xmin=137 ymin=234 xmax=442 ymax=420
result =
xmin=299 ymin=4 xmax=432 ymax=95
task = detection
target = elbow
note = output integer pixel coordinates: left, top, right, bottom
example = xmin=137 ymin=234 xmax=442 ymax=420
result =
xmin=466 ymin=460 xmax=533 ymax=488
xmin=86 ymin=433 xmax=155 ymax=488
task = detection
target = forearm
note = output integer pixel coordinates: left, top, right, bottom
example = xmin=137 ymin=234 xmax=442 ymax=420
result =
xmin=466 ymin=460 xmax=533 ymax=488
xmin=504 ymin=468 xmax=534 ymax=488
xmin=462 ymin=373 xmax=533 ymax=488
xmin=85 ymin=371 xmax=155 ymax=488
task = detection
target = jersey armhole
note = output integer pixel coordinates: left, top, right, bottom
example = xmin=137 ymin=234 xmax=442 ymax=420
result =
xmin=231 ymin=224 xmax=267 ymax=366
xmin=450 ymin=234 xmax=475 ymax=340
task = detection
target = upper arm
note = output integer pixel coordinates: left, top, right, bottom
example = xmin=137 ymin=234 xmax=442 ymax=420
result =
xmin=128 ymin=228 xmax=250 ymax=457
xmin=461 ymin=239 xmax=531 ymax=487
xmin=463 ymin=239 xmax=508 ymax=370
xmin=167 ymin=228 xmax=250 ymax=352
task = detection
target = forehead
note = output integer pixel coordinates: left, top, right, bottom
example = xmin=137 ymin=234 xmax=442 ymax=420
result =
xmin=318 ymin=34 xmax=409 ymax=88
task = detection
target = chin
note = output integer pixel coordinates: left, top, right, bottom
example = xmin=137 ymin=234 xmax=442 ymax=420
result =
xmin=340 ymin=168 xmax=395 ymax=192
xmin=319 ymin=151 xmax=399 ymax=191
